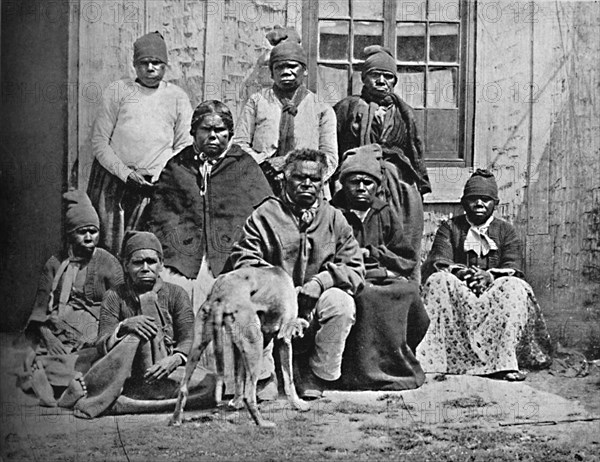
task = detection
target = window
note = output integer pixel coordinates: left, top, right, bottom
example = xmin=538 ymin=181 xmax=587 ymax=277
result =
xmin=303 ymin=0 xmax=475 ymax=167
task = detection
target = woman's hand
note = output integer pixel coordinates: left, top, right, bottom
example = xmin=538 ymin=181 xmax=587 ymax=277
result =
xmin=118 ymin=315 xmax=158 ymax=341
xmin=40 ymin=327 xmax=70 ymax=355
xmin=144 ymin=355 xmax=183 ymax=383
xmin=465 ymin=267 xmax=494 ymax=295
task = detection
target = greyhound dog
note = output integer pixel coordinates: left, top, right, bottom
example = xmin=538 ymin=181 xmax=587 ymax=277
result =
xmin=169 ymin=266 xmax=310 ymax=427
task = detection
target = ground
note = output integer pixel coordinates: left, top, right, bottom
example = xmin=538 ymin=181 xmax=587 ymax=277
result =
xmin=1 ymin=333 xmax=598 ymax=462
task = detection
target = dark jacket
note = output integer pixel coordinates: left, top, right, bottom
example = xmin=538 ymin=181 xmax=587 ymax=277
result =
xmin=27 ymin=248 xmax=124 ymax=326
xmin=142 ymin=144 xmax=272 ymax=278
xmin=422 ymin=214 xmax=523 ymax=281
xmin=230 ymin=196 xmax=365 ymax=294
xmin=96 ymin=280 xmax=194 ymax=357
xmin=331 ymin=193 xmax=418 ymax=279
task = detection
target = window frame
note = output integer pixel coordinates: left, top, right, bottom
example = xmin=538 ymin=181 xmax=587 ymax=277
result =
xmin=302 ymin=0 xmax=476 ymax=169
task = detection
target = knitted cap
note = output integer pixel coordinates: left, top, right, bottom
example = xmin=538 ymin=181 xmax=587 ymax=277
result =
xmin=362 ymin=45 xmax=397 ymax=79
xmin=133 ymin=31 xmax=168 ymax=64
xmin=267 ymin=26 xmax=307 ymax=68
xmin=63 ymin=189 xmax=99 ymax=234
xmin=339 ymin=144 xmax=383 ymax=184
xmin=121 ymin=231 xmax=163 ymax=260
xmin=462 ymin=169 xmax=499 ymax=201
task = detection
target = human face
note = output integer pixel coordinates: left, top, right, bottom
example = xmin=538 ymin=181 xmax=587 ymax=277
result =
xmin=342 ymin=173 xmax=379 ymax=211
xmin=134 ymin=58 xmax=166 ymax=88
xmin=194 ymin=114 xmax=231 ymax=158
xmin=271 ymin=60 xmax=306 ymax=93
xmin=284 ymin=160 xmax=324 ymax=208
xmin=70 ymin=226 xmax=99 ymax=256
xmin=462 ymin=195 xmax=497 ymax=225
xmin=362 ymin=70 xmax=397 ymax=101
xmin=125 ymin=249 xmax=163 ymax=291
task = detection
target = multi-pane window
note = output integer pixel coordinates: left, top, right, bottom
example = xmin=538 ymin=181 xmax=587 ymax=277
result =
xmin=303 ymin=0 xmax=475 ymax=166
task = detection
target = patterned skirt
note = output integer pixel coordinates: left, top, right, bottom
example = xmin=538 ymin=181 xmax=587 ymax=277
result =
xmin=416 ymin=272 xmax=552 ymax=375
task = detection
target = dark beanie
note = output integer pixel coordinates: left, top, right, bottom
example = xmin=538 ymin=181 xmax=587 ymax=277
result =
xmin=133 ymin=31 xmax=168 ymax=64
xmin=462 ymin=169 xmax=499 ymax=201
xmin=339 ymin=144 xmax=383 ymax=184
xmin=121 ymin=231 xmax=163 ymax=261
xmin=362 ymin=45 xmax=397 ymax=79
xmin=63 ymin=189 xmax=99 ymax=234
xmin=267 ymin=26 xmax=307 ymax=68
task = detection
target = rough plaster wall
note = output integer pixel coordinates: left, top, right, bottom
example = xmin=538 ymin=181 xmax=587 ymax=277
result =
xmin=77 ymin=0 xmax=296 ymax=189
xmin=474 ymin=0 xmax=600 ymax=354
xmin=524 ymin=1 xmax=600 ymax=355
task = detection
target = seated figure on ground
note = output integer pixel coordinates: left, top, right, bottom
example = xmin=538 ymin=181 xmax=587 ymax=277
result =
xmin=18 ymin=190 xmax=124 ymax=407
xmin=331 ymin=144 xmax=430 ymax=390
xmin=59 ymin=231 xmax=215 ymax=418
xmin=417 ymin=169 xmax=552 ymax=381
xmin=229 ymin=149 xmax=365 ymax=400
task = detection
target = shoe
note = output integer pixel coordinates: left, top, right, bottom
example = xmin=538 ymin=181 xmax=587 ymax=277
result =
xmin=299 ymin=369 xmax=325 ymax=400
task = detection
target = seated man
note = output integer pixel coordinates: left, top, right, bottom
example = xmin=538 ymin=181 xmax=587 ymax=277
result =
xmin=18 ymin=190 xmax=124 ymax=407
xmin=418 ymin=170 xmax=552 ymax=381
xmin=230 ymin=149 xmax=365 ymax=399
xmin=60 ymin=231 xmax=214 ymax=418
xmin=331 ymin=144 xmax=430 ymax=390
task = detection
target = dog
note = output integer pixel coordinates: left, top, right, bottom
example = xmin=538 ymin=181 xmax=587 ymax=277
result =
xmin=169 ymin=266 xmax=310 ymax=427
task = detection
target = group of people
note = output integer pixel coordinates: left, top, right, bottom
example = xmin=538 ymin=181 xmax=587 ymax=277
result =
xmin=18 ymin=29 xmax=552 ymax=417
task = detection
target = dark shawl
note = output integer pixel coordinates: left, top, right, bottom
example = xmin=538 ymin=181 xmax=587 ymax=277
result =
xmin=141 ymin=144 xmax=272 ymax=278
xmin=334 ymin=90 xmax=431 ymax=196
xmin=331 ymin=194 xmax=418 ymax=279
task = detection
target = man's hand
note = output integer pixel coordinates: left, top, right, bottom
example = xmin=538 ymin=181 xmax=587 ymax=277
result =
xmin=144 ymin=355 xmax=182 ymax=383
xmin=299 ymin=279 xmax=322 ymax=299
xmin=118 ymin=315 xmax=158 ymax=341
xmin=40 ymin=327 xmax=70 ymax=355
xmin=127 ymin=171 xmax=154 ymax=188
xmin=361 ymin=248 xmax=370 ymax=259
xmin=464 ymin=267 xmax=494 ymax=295
xmin=455 ymin=266 xmax=475 ymax=281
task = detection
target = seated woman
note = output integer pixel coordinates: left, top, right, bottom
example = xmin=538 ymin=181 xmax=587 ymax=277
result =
xmin=418 ymin=169 xmax=552 ymax=381
xmin=141 ymin=99 xmax=272 ymax=313
xmin=60 ymin=231 xmax=215 ymax=418
xmin=18 ymin=190 xmax=123 ymax=407
xmin=331 ymin=144 xmax=430 ymax=390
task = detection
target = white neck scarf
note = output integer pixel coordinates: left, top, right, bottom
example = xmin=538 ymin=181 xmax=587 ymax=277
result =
xmin=464 ymin=215 xmax=498 ymax=257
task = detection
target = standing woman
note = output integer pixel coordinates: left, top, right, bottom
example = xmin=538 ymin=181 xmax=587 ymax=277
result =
xmin=141 ymin=100 xmax=272 ymax=313
xmin=88 ymin=31 xmax=193 ymax=257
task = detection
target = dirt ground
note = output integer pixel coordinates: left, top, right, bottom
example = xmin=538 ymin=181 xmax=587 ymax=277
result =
xmin=1 ymin=333 xmax=599 ymax=462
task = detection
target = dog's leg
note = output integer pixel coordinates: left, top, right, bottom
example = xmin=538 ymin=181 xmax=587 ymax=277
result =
xmin=169 ymin=306 xmax=213 ymax=427
xmin=213 ymin=305 xmax=225 ymax=406
xmin=277 ymin=338 xmax=309 ymax=412
xmin=225 ymin=314 xmax=274 ymax=427
xmin=228 ymin=342 xmax=245 ymax=409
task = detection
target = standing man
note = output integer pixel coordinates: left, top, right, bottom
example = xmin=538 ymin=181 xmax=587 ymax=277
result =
xmin=88 ymin=31 xmax=193 ymax=256
xmin=232 ymin=27 xmax=337 ymax=194
xmin=230 ymin=149 xmax=364 ymax=399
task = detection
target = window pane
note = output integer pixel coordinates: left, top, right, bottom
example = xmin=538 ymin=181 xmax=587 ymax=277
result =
xmin=396 ymin=23 xmax=426 ymax=62
xmin=353 ymin=22 xmax=383 ymax=59
xmin=428 ymin=67 xmax=457 ymax=108
xmin=351 ymin=69 xmax=363 ymax=95
xmin=426 ymin=109 xmax=459 ymax=158
xmin=430 ymin=23 xmax=459 ymax=62
xmin=319 ymin=21 xmax=349 ymax=60
xmin=396 ymin=66 xmax=425 ymax=108
xmin=352 ymin=0 xmax=383 ymax=19
xmin=428 ymin=0 xmax=460 ymax=21
xmin=319 ymin=0 xmax=349 ymax=18
xmin=397 ymin=0 xmax=426 ymax=21
xmin=317 ymin=64 xmax=348 ymax=105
